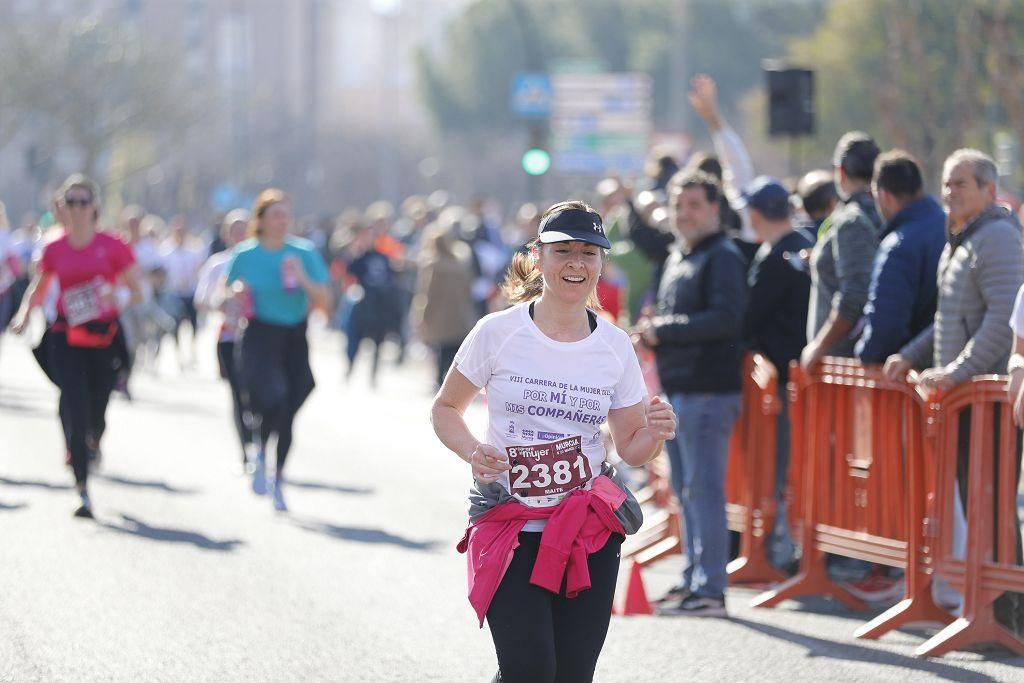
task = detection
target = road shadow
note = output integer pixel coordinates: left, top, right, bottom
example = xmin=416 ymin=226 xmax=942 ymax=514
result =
xmin=0 ymin=399 xmax=52 ymax=418
xmin=0 ymin=501 xmax=27 ymax=511
xmin=96 ymin=473 xmax=200 ymax=495
xmin=729 ymin=588 xmax=886 ymax=624
xmin=284 ymin=479 xmax=374 ymax=496
xmin=100 ymin=514 xmax=243 ymax=552
xmin=0 ymin=476 xmax=72 ymax=491
xmin=0 ymin=385 xmax=54 ymax=398
xmin=125 ymin=396 xmax=220 ymax=418
xmin=730 ymin=616 xmax=1008 ymax=681
xmin=293 ymin=518 xmax=439 ymax=552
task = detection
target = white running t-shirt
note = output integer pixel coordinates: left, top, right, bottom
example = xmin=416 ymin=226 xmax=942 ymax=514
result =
xmin=455 ymin=303 xmax=646 ymax=526
xmin=1012 ymin=283 xmax=1024 ymax=338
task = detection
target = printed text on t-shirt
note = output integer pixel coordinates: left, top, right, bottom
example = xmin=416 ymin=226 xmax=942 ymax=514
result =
xmin=506 ymin=375 xmax=613 ymax=427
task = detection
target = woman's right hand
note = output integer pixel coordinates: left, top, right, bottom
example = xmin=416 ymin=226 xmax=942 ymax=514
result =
xmin=470 ymin=443 xmax=511 ymax=483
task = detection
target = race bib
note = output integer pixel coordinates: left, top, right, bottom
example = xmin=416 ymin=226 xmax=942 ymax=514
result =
xmin=62 ymin=280 xmax=105 ymax=327
xmin=506 ymin=435 xmax=593 ymax=499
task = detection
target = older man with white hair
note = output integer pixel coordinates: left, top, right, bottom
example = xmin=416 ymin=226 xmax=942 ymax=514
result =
xmin=885 ymin=148 xmax=1024 ymax=632
xmin=885 ymin=149 xmax=1024 ymax=390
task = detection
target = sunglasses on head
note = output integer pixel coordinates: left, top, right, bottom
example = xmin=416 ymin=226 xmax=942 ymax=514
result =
xmin=64 ymin=195 xmax=93 ymax=207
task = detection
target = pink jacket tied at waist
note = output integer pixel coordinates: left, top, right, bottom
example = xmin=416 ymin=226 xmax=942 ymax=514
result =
xmin=456 ymin=475 xmax=626 ymax=627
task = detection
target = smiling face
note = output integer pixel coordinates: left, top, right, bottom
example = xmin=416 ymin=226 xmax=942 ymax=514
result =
xmin=670 ymin=185 xmax=719 ymax=243
xmin=535 ymin=240 xmax=603 ymax=305
xmin=943 ymin=161 xmax=995 ymax=228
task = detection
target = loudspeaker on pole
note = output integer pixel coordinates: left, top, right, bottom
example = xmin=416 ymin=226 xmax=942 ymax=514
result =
xmin=763 ymin=62 xmax=815 ymax=138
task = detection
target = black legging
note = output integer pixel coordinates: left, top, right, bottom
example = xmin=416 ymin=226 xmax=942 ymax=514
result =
xmin=487 ymin=532 xmax=622 ymax=683
xmin=240 ymin=319 xmax=315 ymax=475
xmin=218 ymin=340 xmax=251 ymax=461
xmin=50 ymin=330 xmax=118 ymax=486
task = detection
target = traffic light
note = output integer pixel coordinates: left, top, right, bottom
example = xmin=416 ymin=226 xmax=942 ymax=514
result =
xmin=522 ymin=148 xmax=551 ymax=176
xmin=522 ymin=124 xmax=550 ymax=176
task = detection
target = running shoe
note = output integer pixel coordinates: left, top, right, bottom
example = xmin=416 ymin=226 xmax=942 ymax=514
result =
xmin=251 ymin=452 xmax=267 ymax=496
xmin=655 ymin=594 xmax=728 ymax=618
xmin=271 ymin=479 xmax=288 ymax=512
xmin=653 ymin=584 xmax=691 ymax=605
xmin=73 ymin=491 xmax=93 ymax=519
xmin=840 ymin=573 xmax=904 ymax=604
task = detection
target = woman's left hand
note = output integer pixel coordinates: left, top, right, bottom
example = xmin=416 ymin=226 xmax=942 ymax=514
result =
xmin=645 ymin=395 xmax=676 ymax=441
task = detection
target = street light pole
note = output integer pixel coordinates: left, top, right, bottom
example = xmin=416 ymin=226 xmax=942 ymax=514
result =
xmin=508 ymin=0 xmax=548 ymax=203
xmin=668 ymin=0 xmax=688 ymax=130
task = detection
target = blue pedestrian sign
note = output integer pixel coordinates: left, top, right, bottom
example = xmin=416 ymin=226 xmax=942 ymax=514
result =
xmin=511 ymin=73 xmax=552 ymax=119
xmin=210 ymin=183 xmax=240 ymax=212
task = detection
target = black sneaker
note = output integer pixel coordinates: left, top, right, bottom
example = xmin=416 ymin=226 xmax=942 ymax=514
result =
xmin=656 ymin=594 xmax=727 ymax=618
xmin=73 ymin=491 xmax=93 ymax=519
xmin=653 ymin=584 xmax=690 ymax=605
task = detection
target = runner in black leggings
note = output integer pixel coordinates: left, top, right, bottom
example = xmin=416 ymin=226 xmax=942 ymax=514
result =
xmin=11 ymin=175 xmax=143 ymax=518
xmin=225 ymin=189 xmax=329 ymax=512
xmin=431 ymin=201 xmax=676 ymax=681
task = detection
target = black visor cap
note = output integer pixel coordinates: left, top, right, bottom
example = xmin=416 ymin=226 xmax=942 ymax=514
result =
xmin=537 ymin=208 xmax=611 ymax=249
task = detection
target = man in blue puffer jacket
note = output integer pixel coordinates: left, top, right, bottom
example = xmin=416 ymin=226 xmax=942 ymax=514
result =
xmin=855 ymin=150 xmax=945 ymax=363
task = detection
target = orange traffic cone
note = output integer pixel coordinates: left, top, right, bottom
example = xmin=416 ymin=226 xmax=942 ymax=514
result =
xmin=619 ymin=561 xmax=653 ymax=615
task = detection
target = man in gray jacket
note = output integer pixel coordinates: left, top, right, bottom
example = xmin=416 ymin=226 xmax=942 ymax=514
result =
xmin=884 ymin=148 xmax=1024 ymax=632
xmin=885 ymin=149 xmax=1024 ymax=389
xmin=800 ymin=132 xmax=881 ymax=368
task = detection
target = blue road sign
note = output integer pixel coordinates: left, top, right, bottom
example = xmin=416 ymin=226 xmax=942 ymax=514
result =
xmin=511 ymin=73 xmax=552 ymax=119
xmin=210 ymin=184 xmax=239 ymax=212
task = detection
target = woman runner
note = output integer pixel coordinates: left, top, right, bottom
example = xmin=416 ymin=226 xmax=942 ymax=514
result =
xmin=194 ymin=209 xmax=252 ymax=470
xmin=226 ymin=189 xmax=329 ymax=511
xmin=431 ymin=201 xmax=676 ymax=682
xmin=11 ymin=175 xmax=143 ymax=518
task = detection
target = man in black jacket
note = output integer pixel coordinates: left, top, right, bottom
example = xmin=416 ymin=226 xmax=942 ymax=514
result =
xmin=636 ymin=170 xmax=748 ymax=617
xmin=739 ymin=176 xmax=812 ymax=569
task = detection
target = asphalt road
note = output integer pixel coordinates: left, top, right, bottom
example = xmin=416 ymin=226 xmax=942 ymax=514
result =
xmin=1 ymin=322 xmax=1022 ymax=682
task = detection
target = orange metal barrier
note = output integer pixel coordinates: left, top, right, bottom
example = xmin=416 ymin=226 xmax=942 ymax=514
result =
xmin=752 ymin=358 xmax=953 ymax=636
xmin=917 ymin=377 xmax=1024 ymax=657
xmin=725 ymin=353 xmax=788 ymax=584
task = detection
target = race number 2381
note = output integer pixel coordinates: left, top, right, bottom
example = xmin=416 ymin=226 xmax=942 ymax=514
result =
xmin=505 ymin=436 xmax=592 ymax=498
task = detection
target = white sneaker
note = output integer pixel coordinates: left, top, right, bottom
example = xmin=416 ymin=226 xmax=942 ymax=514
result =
xmin=251 ymin=452 xmax=267 ymax=496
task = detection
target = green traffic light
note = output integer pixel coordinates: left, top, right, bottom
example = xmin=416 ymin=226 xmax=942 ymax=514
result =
xmin=522 ymin=148 xmax=551 ymax=176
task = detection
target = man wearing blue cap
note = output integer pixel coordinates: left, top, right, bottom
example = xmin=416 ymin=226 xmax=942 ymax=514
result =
xmin=738 ymin=176 xmax=812 ymax=568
